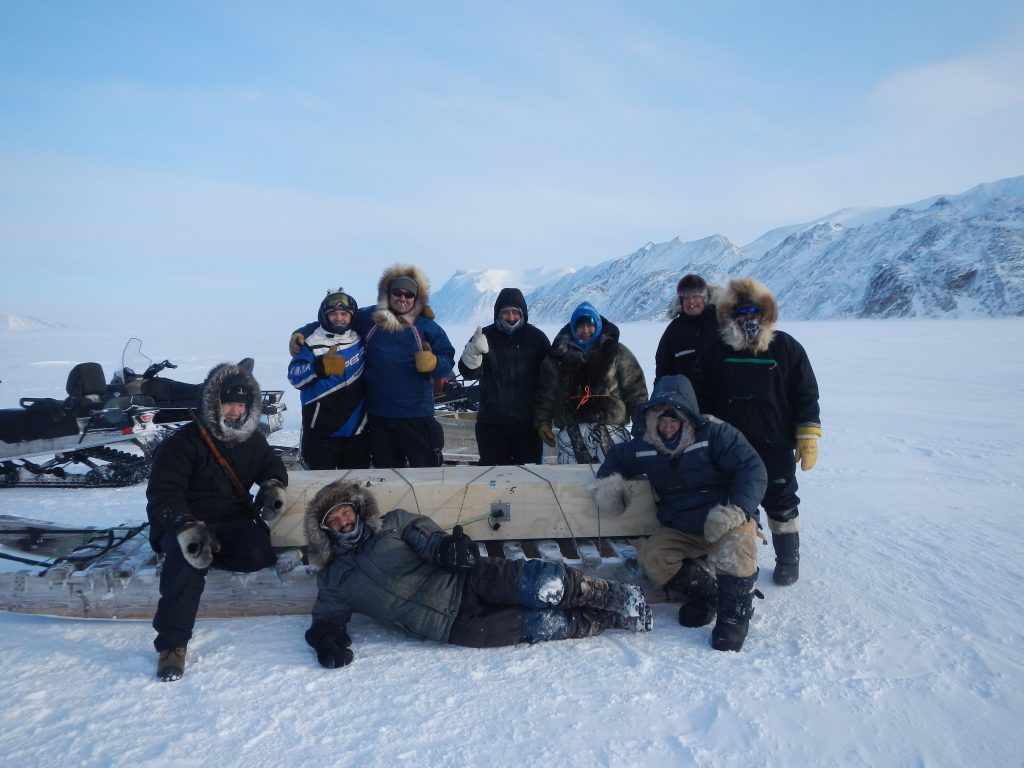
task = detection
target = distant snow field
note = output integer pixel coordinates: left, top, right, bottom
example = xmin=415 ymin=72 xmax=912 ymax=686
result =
xmin=1 ymin=319 xmax=1022 ymax=767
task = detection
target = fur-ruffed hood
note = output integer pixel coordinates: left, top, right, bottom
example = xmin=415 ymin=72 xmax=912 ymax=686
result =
xmin=303 ymin=479 xmax=383 ymax=570
xmin=198 ymin=362 xmax=262 ymax=446
xmin=716 ymin=277 xmax=778 ymax=353
xmin=372 ymin=263 xmax=431 ymax=333
xmin=637 ymin=375 xmax=704 ymax=456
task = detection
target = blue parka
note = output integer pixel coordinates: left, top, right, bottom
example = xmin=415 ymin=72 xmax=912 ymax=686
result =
xmin=597 ymin=375 xmax=766 ymax=535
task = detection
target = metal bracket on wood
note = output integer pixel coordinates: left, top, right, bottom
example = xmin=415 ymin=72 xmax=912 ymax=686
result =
xmin=488 ymin=501 xmax=511 ymax=530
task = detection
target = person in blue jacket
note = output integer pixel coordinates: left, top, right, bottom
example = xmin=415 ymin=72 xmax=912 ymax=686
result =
xmin=287 ymin=289 xmax=370 ymax=469
xmin=595 ymin=375 xmax=767 ymax=652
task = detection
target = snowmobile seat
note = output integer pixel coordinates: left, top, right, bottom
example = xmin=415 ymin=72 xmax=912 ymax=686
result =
xmin=66 ymin=363 xmax=107 ymax=403
xmin=0 ymin=399 xmax=77 ymax=444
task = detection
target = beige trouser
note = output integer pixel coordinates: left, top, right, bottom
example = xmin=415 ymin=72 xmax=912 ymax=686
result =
xmin=638 ymin=518 xmax=759 ymax=586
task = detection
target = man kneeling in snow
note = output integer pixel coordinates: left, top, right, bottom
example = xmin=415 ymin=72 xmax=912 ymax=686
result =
xmin=595 ymin=376 xmax=767 ymax=652
xmin=302 ymin=479 xmax=652 ymax=668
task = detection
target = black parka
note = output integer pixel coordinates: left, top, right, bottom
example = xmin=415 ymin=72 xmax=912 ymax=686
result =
xmin=458 ymin=288 xmax=551 ymax=425
xmin=654 ymin=305 xmax=719 ymax=385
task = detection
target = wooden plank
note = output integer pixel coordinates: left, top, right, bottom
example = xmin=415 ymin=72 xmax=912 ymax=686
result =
xmin=270 ymin=464 xmax=659 ymax=548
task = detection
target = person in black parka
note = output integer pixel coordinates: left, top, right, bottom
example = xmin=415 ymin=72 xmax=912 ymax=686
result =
xmin=457 ymin=287 xmax=551 ymax=465
xmin=146 ymin=361 xmax=287 ymax=681
xmin=690 ymin=277 xmax=821 ymax=587
xmin=654 ymin=274 xmax=719 ymax=387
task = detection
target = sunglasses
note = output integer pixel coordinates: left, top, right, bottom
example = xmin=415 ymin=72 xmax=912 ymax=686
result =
xmin=735 ymin=306 xmax=759 ymax=316
xmin=390 ymin=289 xmax=416 ymax=299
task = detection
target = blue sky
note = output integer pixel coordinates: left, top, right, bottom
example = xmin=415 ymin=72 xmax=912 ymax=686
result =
xmin=2 ymin=1 xmax=1023 ymax=331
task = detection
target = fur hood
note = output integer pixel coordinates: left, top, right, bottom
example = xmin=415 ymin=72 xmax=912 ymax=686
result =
xmin=303 ymin=479 xmax=383 ymax=570
xmin=636 ymin=375 xmax=704 ymax=457
xmin=198 ymin=362 xmax=262 ymax=446
xmin=715 ymin=276 xmax=778 ymax=354
xmin=372 ymin=263 xmax=431 ymax=333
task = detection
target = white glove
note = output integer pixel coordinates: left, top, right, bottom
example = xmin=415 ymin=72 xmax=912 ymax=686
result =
xmin=460 ymin=326 xmax=490 ymax=369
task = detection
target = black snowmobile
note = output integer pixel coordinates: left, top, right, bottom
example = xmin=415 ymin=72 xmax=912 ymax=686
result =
xmin=0 ymin=339 xmax=287 ymax=488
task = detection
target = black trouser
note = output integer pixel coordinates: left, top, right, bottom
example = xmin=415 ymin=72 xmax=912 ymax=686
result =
xmin=475 ymin=420 xmax=543 ymax=466
xmin=301 ymin=431 xmax=372 ymax=470
xmin=757 ymin=446 xmax=800 ymax=521
xmin=448 ymin=558 xmax=528 ymax=648
xmin=368 ymin=415 xmax=444 ymax=468
xmin=152 ymin=518 xmax=276 ymax=652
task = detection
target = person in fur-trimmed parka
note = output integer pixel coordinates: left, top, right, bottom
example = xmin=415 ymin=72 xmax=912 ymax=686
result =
xmin=457 ymin=287 xmax=551 ymax=465
xmin=596 ymin=375 xmax=767 ymax=652
xmin=146 ymin=361 xmax=287 ymax=681
xmin=354 ymin=264 xmax=455 ymax=467
xmin=690 ymin=276 xmax=821 ymax=587
xmin=301 ymin=479 xmax=652 ymax=668
xmin=533 ymin=301 xmax=648 ymax=464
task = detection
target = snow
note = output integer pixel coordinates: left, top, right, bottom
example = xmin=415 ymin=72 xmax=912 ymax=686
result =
xmin=1 ymin=319 xmax=1023 ymax=767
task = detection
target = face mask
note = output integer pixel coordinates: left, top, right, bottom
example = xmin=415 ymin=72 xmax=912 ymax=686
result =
xmin=740 ymin=317 xmax=761 ymax=344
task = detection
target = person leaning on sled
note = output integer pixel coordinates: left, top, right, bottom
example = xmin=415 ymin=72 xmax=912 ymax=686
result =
xmin=457 ymin=287 xmax=551 ymax=465
xmin=533 ymin=301 xmax=647 ymax=464
xmin=595 ymin=375 xmax=767 ymax=652
xmin=301 ymin=479 xmax=652 ymax=667
xmin=690 ymin=277 xmax=821 ymax=587
xmin=146 ymin=362 xmax=288 ymax=681
xmin=287 ymin=288 xmax=371 ymax=470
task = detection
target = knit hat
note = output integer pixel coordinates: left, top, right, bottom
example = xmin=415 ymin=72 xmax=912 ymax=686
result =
xmin=220 ymin=375 xmax=252 ymax=408
xmin=389 ymin=276 xmax=418 ymax=296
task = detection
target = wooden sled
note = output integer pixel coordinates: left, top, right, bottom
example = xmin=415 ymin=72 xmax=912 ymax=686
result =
xmin=0 ymin=464 xmax=660 ymax=620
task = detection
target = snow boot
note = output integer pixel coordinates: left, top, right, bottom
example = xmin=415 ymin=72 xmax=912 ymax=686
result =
xmin=711 ymin=572 xmax=758 ymax=652
xmin=772 ymin=532 xmax=800 ymax=586
xmin=587 ymin=605 xmax=653 ymax=633
xmin=156 ymin=647 xmax=187 ymax=682
xmin=574 ymin=574 xmax=647 ymax=619
xmin=665 ymin=558 xmax=718 ymax=628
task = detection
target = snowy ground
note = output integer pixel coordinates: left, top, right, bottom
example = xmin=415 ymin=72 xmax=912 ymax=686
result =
xmin=1 ymin=319 xmax=1023 ymax=767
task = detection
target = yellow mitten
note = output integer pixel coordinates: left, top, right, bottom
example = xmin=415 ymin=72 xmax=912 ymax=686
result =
xmin=415 ymin=342 xmax=437 ymax=373
xmin=794 ymin=425 xmax=821 ymax=471
xmin=315 ymin=346 xmax=346 ymax=378
xmin=538 ymin=423 xmax=556 ymax=448
xmin=289 ymin=332 xmax=306 ymax=357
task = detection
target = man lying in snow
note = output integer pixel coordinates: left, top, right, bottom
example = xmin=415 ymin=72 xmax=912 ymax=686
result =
xmin=302 ymin=479 xmax=652 ymax=667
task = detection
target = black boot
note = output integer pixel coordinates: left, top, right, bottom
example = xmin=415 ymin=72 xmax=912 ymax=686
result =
xmin=711 ymin=572 xmax=758 ymax=652
xmin=772 ymin=532 xmax=800 ymax=586
xmin=665 ymin=559 xmax=718 ymax=628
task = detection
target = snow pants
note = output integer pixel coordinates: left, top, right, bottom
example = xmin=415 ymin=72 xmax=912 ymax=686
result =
xmin=639 ymin=518 xmax=759 ymax=587
xmin=757 ymin=446 xmax=800 ymax=522
xmin=475 ymin=420 xmax=543 ymax=466
xmin=152 ymin=518 xmax=276 ymax=652
xmin=368 ymin=415 xmax=444 ymax=468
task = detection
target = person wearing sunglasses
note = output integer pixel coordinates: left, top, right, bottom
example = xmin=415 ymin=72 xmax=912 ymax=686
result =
xmin=301 ymin=479 xmax=652 ymax=668
xmin=654 ymin=273 xmax=719 ymax=387
xmin=690 ymin=277 xmax=821 ymax=587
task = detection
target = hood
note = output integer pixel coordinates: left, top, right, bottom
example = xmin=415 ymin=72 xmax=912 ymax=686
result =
xmin=198 ymin=361 xmax=262 ymax=446
xmin=493 ymin=287 xmax=528 ymax=325
xmin=303 ymin=479 xmax=383 ymax=570
xmin=549 ymin=312 xmax=620 ymax=363
xmin=667 ymin=282 xmax=720 ymax=320
xmin=569 ymin=301 xmax=603 ymax=352
xmin=716 ymin=276 xmax=778 ymax=353
xmin=637 ymin=375 xmax=702 ymax=456
xmin=372 ymin=263 xmax=431 ymax=332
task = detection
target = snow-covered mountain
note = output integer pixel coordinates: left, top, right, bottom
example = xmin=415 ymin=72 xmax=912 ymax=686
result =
xmin=431 ymin=265 xmax=576 ymax=324
xmin=0 ymin=314 xmax=64 ymax=331
xmin=431 ymin=176 xmax=1024 ymax=322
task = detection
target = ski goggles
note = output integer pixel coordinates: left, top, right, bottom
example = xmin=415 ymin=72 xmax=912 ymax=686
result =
xmin=735 ymin=305 xmax=759 ymax=316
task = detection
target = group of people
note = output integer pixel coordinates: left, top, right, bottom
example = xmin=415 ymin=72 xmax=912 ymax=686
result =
xmin=145 ymin=265 xmax=820 ymax=681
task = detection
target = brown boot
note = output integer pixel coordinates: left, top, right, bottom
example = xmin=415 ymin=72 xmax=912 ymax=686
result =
xmin=157 ymin=647 xmax=187 ymax=682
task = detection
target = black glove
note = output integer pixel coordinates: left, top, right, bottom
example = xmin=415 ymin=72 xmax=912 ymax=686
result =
xmin=176 ymin=520 xmax=220 ymax=569
xmin=305 ymin=622 xmax=354 ymax=669
xmin=435 ymin=525 xmax=478 ymax=571
xmin=254 ymin=479 xmax=287 ymax=523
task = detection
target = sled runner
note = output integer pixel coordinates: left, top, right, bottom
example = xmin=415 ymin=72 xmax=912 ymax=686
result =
xmin=0 ymin=464 xmax=660 ymax=619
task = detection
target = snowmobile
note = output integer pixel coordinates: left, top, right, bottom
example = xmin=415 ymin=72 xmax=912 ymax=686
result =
xmin=108 ymin=338 xmax=287 ymax=436
xmin=0 ymin=361 xmax=160 ymax=488
xmin=0 ymin=340 xmax=287 ymax=489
